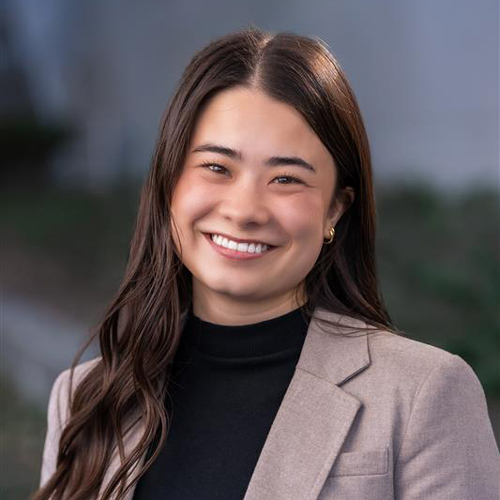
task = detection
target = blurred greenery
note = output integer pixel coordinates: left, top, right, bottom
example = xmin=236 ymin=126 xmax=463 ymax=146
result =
xmin=376 ymin=181 xmax=500 ymax=398
xmin=0 ymin=183 xmax=140 ymax=324
xmin=1 ymin=180 xmax=499 ymax=499
xmin=1 ymin=373 xmax=46 ymax=500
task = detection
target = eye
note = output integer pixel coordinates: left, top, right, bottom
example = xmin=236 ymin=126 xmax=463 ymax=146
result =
xmin=199 ymin=162 xmax=304 ymax=185
xmin=273 ymin=172 xmax=304 ymax=185
xmin=200 ymin=161 xmax=229 ymax=175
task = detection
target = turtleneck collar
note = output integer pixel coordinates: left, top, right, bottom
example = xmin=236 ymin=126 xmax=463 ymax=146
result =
xmin=178 ymin=303 xmax=311 ymax=359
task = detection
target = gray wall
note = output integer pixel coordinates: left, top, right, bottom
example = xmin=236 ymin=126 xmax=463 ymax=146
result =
xmin=6 ymin=0 xmax=499 ymax=190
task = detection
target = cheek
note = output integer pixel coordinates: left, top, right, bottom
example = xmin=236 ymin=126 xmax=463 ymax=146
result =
xmin=171 ymin=174 xmax=214 ymax=225
xmin=170 ymin=175 xmax=202 ymax=254
xmin=280 ymin=195 xmax=325 ymax=241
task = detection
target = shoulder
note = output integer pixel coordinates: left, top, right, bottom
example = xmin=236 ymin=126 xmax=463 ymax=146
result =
xmin=358 ymin=329 xmax=491 ymax=426
xmin=307 ymin=308 xmax=484 ymax=399
xmin=48 ymin=356 xmax=102 ymax=428
xmin=53 ymin=355 xmax=102 ymax=392
xmin=347 ymin=328 xmax=499 ymax=462
xmin=366 ymin=329 xmax=480 ymax=391
xmin=40 ymin=356 xmax=102 ymax=487
xmin=314 ymin=308 xmax=481 ymax=395
xmin=367 ymin=334 xmax=500 ymax=492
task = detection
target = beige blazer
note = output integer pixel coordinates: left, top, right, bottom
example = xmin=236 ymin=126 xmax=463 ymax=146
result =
xmin=39 ymin=307 xmax=500 ymax=499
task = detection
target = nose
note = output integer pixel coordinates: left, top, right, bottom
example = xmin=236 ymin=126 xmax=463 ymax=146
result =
xmin=217 ymin=179 xmax=271 ymax=226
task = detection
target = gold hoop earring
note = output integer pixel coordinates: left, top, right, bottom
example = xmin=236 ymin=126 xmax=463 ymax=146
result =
xmin=323 ymin=227 xmax=335 ymax=244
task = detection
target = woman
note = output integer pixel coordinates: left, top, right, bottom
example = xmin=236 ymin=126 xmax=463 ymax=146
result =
xmin=33 ymin=27 xmax=499 ymax=500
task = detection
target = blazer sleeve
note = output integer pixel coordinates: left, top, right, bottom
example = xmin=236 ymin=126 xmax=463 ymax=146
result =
xmin=394 ymin=354 xmax=500 ymax=498
xmin=39 ymin=368 xmax=71 ymax=487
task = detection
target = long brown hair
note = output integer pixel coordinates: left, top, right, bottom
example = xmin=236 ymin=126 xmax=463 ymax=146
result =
xmin=32 ymin=26 xmax=400 ymax=500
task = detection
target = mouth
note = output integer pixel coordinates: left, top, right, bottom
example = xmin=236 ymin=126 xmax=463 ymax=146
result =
xmin=203 ymin=232 xmax=278 ymax=261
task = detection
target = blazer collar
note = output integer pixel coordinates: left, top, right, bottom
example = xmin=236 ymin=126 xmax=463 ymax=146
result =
xmin=296 ymin=306 xmax=372 ymax=385
xmin=242 ymin=306 xmax=371 ymax=500
xmin=105 ymin=306 xmax=372 ymax=500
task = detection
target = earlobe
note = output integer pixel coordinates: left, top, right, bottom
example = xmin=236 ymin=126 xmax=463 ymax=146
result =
xmin=323 ymin=216 xmax=336 ymax=239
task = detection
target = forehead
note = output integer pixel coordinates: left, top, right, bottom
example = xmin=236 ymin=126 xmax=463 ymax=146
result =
xmin=190 ymin=86 xmax=333 ymax=168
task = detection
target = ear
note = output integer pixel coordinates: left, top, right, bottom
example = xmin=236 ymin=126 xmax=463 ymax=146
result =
xmin=324 ymin=186 xmax=355 ymax=236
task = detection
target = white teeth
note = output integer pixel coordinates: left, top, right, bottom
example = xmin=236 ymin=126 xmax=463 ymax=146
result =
xmin=210 ymin=234 xmax=269 ymax=254
xmin=237 ymin=242 xmax=249 ymax=252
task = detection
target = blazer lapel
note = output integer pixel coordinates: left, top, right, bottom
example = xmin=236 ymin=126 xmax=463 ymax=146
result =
xmin=243 ymin=307 xmax=371 ymax=500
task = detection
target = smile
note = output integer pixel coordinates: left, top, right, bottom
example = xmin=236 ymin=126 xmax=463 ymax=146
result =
xmin=203 ymin=233 xmax=277 ymax=260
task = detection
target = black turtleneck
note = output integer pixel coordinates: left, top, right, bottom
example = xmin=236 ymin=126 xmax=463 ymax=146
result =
xmin=132 ymin=303 xmax=310 ymax=500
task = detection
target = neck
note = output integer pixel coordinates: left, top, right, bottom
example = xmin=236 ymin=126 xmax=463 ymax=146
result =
xmin=192 ymin=281 xmax=308 ymax=326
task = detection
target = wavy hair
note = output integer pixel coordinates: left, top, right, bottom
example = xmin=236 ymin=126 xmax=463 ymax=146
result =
xmin=32 ymin=26 xmax=399 ymax=500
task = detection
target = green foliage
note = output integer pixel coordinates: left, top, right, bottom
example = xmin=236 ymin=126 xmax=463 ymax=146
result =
xmin=0 ymin=374 xmax=46 ymax=500
xmin=376 ymin=182 xmax=500 ymax=397
xmin=2 ymin=181 xmax=498 ymax=397
xmin=0 ymin=183 xmax=140 ymax=321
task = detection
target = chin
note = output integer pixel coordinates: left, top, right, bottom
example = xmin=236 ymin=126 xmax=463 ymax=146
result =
xmin=201 ymin=280 xmax=263 ymax=299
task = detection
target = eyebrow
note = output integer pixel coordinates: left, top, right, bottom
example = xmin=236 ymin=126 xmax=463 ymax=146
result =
xmin=191 ymin=143 xmax=316 ymax=173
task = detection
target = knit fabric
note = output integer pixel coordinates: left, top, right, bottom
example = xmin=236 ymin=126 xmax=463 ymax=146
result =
xmin=132 ymin=303 xmax=310 ymax=500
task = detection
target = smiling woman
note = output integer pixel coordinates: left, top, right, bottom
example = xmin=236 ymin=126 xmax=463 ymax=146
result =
xmin=170 ymin=86 xmax=352 ymax=324
xmin=32 ymin=27 xmax=499 ymax=500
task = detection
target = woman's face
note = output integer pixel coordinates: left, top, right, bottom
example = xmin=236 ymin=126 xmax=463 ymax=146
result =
xmin=171 ymin=86 xmax=353 ymax=324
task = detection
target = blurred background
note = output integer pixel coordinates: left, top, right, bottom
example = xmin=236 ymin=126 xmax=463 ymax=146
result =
xmin=1 ymin=0 xmax=499 ymax=498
